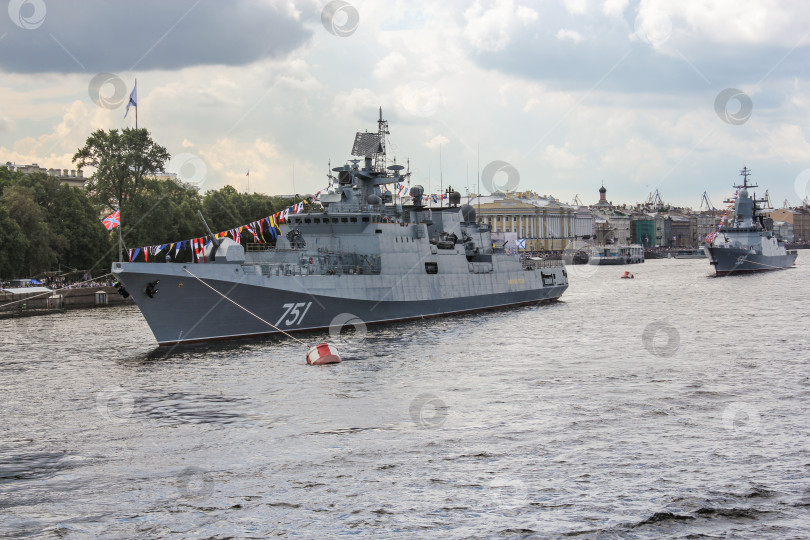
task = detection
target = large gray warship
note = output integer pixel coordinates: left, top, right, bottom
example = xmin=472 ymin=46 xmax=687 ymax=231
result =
xmin=705 ymin=167 xmax=797 ymax=275
xmin=112 ymin=111 xmax=568 ymax=346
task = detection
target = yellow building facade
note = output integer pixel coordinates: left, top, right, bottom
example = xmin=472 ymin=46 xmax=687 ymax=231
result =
xmin=469 ymin=192 xmax=579 ymax=251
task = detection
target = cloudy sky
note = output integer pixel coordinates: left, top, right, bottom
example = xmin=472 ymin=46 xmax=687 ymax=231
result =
xmin=2 ymin=0 xmax=810 ymax=208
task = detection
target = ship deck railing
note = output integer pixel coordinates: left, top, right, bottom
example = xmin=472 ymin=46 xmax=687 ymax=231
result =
xmin=245 ymin=243 xmax=303 ymax=252
xmin=256 ymin=262 xmax=380 ymax=277
xmin=521 ymin=259 xmax=565 ymax=270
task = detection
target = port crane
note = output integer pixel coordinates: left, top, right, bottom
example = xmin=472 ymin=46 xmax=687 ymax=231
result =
xmin=699 ymin=191 xmax=715 ymax=211
xmin=645 ymin=189 xmax=664 ymax=209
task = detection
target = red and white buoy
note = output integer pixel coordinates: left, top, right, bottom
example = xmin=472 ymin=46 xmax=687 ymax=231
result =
xmin=306 ymin=342 xmax=342 ymax=365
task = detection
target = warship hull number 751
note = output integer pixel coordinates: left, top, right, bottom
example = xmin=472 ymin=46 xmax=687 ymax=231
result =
xmin=112 ymin=111 xmax=568 ymax=346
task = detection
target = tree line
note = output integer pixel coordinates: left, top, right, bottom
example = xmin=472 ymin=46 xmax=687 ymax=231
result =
xmin=1 ymin=128 xmax=297 ymax=280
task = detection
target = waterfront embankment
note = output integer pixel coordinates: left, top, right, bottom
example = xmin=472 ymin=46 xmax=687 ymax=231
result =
xmin=0 ymin=286 xmax=133 ymax=318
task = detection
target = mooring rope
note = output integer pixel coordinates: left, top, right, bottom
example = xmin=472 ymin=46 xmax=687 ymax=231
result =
xmin=182 ymin=267 xmax=308 ymax=346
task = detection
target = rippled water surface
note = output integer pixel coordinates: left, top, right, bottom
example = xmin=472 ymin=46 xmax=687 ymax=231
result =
xmin=2 ymin=255 xmax=809 ymax=538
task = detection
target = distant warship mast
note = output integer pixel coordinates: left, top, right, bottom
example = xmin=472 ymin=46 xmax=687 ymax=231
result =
xmin=734 ymin=166 xmax=760 ymax=192
xmin=725 ymin=166 xmax=755 ymax=205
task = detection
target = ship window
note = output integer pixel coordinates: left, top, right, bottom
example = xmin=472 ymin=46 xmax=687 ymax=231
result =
xmin=332 ymin=218 xmax=339 ymax=223
xmin=314 ymin=218 xmax=320 ymax=223
xmin=376 ymin=229 xmax=382 ymax=234
xmin=362 ymin=217 xmax=369 ymax=222
xmin=425 ymin=262 xmax=438 ymax=274
xmin=350 ymin=217 xmax=357 ymax=223
xmin=304 ymin=218 xmax=311 ymax=223
xmin=341 ymin=217 xmax=348 ymax=223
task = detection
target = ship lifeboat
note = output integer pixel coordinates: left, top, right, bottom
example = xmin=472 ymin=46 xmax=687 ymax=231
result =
xmin=621 ymin=271 xmax=634 ymax=279
xmin=306 ymin=342 xmax=342 ymax=365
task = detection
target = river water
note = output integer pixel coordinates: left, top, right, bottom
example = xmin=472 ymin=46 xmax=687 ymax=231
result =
xmin=1 ymin=255 xmax=809 ymax=539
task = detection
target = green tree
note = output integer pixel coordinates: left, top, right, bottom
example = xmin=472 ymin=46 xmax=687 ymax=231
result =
xmin=72 ymin=128 xmax=170 ymax=210
xmin=2 ymin=184 xmax=64 ymax=276
xmin=0 ymin=164 xmax=17 ymax=193
xmin=201 ymin=186 xmax=284 ymax=232
xmin=124 ymin=177 xmax=202 ymax=251
xmin=0 ymin=204 xmax=28 ymax=279
xmin=72 ymin=128 xmax=170 ymax=262
xmin=0 ymin=167 xmax=116 ymax=278
xmin=50 ymin=183 xmax=113 ymax=272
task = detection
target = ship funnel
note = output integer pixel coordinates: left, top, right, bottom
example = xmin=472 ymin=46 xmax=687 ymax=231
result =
xmin=460 ymin=204 xmax=476 ymax=223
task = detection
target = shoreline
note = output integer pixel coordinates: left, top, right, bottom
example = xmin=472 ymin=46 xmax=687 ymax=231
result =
xmin=0 ymin=286 xmax=134 ymax=318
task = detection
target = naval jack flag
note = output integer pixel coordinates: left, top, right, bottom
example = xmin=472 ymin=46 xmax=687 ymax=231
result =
xmin=102 ymin=209 xmax=120 ymax=230
xmin=124 ymin=81 xmax=137 ymax=120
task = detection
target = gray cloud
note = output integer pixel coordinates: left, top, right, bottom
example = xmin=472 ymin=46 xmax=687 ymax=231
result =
xmin=0 ymin=0 xmax=314 ymax=73
xmin=467 ymin=9 xmax=810 ymax=95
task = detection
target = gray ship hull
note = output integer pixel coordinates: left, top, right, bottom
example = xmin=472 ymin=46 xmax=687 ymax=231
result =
xmin=706 ymin=247 xmax=797 ymax=275
xmin=113 ymin=261 xmax=567 ymax=346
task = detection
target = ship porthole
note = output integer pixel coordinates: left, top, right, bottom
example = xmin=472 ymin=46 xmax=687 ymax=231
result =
xmin=114 ymin=263 xmax=122 ymax=270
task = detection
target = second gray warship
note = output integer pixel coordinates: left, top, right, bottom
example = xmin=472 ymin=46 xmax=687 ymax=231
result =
xmin=111 ymin=111 xmax=569 ymax=346
xmin=705 ymin=167 xmax=797 ymax=275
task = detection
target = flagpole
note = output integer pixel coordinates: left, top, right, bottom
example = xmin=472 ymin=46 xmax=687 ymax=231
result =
xmin=118 ymin=220 xmax=123 ymax=262
xmin=134 ymin=78 xmax=138 ymax=129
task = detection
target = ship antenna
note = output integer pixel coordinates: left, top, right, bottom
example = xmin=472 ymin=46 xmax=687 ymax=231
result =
xmin=428 ymin=166 xmax=431 ymax=208
xmin=477 ymin=144 xmax=481 ymax=220
xmin=466 ymin=161 xmax=469 ymax=205
xmin=439 ymin=145 xmax=443 ymax=209
xmin=376 ymin=106 xmax=389 ymax=172
xmin=477 ymin=144 xmax=484 ymax=251
xmin=740 ymin=166 xmax=751 ymax=188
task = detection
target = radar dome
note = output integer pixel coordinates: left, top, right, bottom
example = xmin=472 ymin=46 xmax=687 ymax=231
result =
xmin=409 ymin=185 xmax=424 ymax=205
xmin=367 ymin=194 xmax=382 ymax=205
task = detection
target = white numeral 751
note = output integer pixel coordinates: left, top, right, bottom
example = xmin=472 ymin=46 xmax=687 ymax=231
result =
xmin=276 ymin=301 xmax=312 ymax=327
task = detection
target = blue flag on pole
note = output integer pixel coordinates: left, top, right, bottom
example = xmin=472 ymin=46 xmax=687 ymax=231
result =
xmin=124 ymin=82 xmax=137 ymax=118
